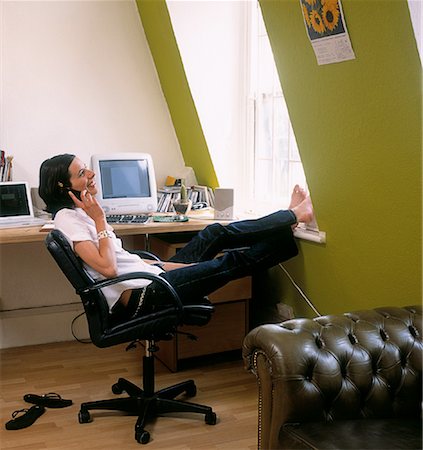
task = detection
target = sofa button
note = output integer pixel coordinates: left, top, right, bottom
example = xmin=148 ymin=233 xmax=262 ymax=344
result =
xmin=379 ymin=328 xmax=389 ymax=341
xmin=408 ymin=325 xmax=419 ymax=337
xmin=348 ymin=333 xmax=358 ymax=345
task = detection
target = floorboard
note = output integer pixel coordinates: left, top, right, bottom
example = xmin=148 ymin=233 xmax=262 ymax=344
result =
xmin=0 ymin=341 xmax=258 ymax=449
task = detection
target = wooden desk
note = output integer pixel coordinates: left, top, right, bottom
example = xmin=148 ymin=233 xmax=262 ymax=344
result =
xmin=0 ymin=218 xmax=252 ymax=362
xmin=0 ymin=218 xmax=225 ymax=245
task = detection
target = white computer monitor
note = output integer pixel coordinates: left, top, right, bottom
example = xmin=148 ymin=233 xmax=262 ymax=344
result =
xmin=91 ymin=153 xmax=158 ymax=215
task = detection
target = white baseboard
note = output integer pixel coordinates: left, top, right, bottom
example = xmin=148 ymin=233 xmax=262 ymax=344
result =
xmin=0 ymin=304 xmax=89 ymax=349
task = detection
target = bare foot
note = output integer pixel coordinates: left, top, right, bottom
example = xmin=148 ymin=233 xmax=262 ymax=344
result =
xmin=289 ymin=185 xmax=307 ymax=209
xmin=291 ymin=196 xmax=314 ymax=224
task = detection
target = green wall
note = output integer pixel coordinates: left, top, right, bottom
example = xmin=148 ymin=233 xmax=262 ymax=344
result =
xmin=259 ymin=0 xmax=422 ymax=314
xmin=137 ymin=0 xmax=421 ymax=316
xmin=136 ymin=0 xmax=218 ymax=188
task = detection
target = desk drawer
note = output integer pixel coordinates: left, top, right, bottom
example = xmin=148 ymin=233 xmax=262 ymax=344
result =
xmin=178 ymin=300 xmax=248 ymax=359
xmin=156 ymin=299 xmax=249 ymax=371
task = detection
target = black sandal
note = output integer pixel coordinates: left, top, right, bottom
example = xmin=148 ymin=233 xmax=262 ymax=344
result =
xmin=5 ymin=405 xmax=45 ymax=430
xmin=23 ymin=392 xmax=73 ymax=408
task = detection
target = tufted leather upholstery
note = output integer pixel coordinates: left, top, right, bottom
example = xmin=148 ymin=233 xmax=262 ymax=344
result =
xmin=242 ymin=305 xmax=422 ymax=449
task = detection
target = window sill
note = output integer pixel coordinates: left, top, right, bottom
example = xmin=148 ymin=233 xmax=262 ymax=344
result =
xmin=234 ymin=209 xmax=326 ymax=244
xmin=294 ymin=225 xmax=326 ymax=244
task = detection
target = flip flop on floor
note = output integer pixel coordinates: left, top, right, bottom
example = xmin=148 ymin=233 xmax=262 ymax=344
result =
xmin=23 ymin=392 xmax=73 ymax=408
xmin=5 ymin=405 xmax=45 ymax=430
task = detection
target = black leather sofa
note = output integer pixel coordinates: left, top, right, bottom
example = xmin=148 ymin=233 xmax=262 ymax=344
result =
xmin=243 ymin=305 xmax=422 ymax=449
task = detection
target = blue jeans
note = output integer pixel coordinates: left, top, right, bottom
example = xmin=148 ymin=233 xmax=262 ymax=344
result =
xmin=158 ymin=209 xmax=298 ymax=302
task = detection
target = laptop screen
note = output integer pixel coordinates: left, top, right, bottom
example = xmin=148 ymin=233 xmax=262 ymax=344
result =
xmin=0 ymin=182 xmax=33 ymax=219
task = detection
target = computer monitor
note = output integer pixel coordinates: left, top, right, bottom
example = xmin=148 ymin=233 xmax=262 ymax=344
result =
xmin=91 ymin=153 xmax=157 ymax=215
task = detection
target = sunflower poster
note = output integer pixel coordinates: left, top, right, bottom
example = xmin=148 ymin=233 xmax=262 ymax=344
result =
xmin=300 ymin=0 xmax=355 ymax=65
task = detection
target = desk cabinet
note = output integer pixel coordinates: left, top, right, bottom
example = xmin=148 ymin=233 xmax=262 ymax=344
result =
xmin=149 ymin=235 xmax=251 ymax=372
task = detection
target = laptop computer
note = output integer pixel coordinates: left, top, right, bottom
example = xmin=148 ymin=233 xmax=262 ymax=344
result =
xmin=0 ymin=181 xmax=46 ymax=228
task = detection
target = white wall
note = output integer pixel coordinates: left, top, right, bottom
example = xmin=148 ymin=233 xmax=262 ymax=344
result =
xmin=408 ymin=0 xmax=422 ymax=62
xmin=167 ymin=0 xmax=248 ymax=198
xmin=0 ymin=0 xmax=185 ymax=187
xmin=0 ymin=0 xmax=186 ymax=348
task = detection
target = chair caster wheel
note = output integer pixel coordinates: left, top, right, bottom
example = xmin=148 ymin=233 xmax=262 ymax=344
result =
xmin=78 ymin=410 xmax=91 ymax=424
xmin=186 ymin=383 xmax=197 ymax=397
xmin=205 ymin=411 xmax=217 ymax=425
xmin=112 ymin=383 xmax=123 ymax=394
xmin=136 ymin=430 xmax=150 ymax=444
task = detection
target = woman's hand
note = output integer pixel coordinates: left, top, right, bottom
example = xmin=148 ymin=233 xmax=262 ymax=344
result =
xmin=69 ymin=190 xmax=105 ymax=222
xmin=70 ymin=189 xmax=117 ymax=278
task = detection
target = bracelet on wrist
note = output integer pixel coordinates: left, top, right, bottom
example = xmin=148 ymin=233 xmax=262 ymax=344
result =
xmin=97 ymin=230 xmax=113 ymax=240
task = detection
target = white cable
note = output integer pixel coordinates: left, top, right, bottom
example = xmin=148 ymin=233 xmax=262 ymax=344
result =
xmin=278 ymin=264 xmax=321 ymax=317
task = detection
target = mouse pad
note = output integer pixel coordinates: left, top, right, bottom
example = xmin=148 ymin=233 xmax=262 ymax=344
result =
xmin=153 ymin=215 xmax=189 ymax=223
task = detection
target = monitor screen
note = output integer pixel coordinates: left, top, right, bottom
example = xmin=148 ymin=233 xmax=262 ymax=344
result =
xmin=0 ymin=183 xmax=31 ymax=218
xmin=99 ymin=159 xmax=151 ymax=199
xmin=91 ymin=153 xmax=158 ymax=215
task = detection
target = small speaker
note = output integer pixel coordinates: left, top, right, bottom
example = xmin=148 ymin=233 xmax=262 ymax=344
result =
xmin=214 ymin=188 xmax=234 ymax=220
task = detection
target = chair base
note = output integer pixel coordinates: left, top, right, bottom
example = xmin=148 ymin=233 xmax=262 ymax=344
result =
xmin=78 ymin=377 xmax=217 ymax=444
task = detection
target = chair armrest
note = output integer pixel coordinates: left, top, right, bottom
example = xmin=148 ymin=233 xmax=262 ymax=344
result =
xmin=78 ymin=271 xmax=183 ymax=313
xmin=243 ymin=322 xmax=319 ymax=450
xmin=130 ymin=250 xmax=162 ymax=262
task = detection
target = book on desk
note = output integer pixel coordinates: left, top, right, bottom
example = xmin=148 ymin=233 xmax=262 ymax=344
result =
xmin=157 ymin=185 xmax=215 ymax=213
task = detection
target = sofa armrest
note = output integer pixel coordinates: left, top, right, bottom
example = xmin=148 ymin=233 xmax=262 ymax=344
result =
xmin=242 ymin=305 xmax=422 ymax=450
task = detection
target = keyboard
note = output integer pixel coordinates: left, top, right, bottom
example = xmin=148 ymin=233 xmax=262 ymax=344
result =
xmin=106 ymin=214 xmax=150 ymax=224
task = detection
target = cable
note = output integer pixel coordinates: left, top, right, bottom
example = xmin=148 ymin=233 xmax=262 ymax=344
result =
xmin=0 ymin=302 xmax=81 ymax=314
xmin=278 ymin=263 xmax=321 ymax=317
xmin=71 ymin=311 xmax=92 ymax=344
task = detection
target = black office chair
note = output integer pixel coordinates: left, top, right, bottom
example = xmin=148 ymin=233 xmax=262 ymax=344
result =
xmin=45 ymin=229 xmax=217 ymax=444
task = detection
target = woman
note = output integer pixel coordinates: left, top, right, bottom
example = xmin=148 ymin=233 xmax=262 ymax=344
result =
xmin=39 ymin=154 xmax=314 ymax=319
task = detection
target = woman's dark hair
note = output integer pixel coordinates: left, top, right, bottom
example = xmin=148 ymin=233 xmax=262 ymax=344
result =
xmin=39 ymin=154 xmax=76 ymax=216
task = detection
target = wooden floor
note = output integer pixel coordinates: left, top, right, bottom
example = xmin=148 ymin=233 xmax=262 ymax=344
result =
xmin=0 ymin=341 xmax=258 ymax=449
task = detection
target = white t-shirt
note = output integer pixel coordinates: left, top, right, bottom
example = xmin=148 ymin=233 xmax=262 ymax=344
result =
xmin=54 ymin=208 xmax=164 ymax=311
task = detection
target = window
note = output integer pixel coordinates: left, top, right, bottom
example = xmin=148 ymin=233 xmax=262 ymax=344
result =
xmin=167 ymin=1 xmax=323 ymax=241
xmin=246 ymin=2 xmax=307 ymax=215
xmin=166 ymin=1 xmax=309 ymax=214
